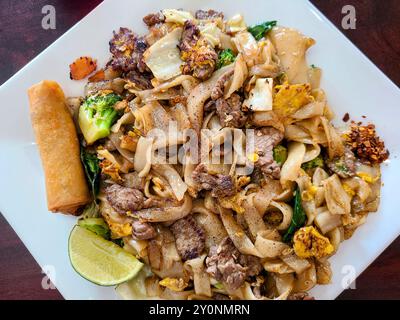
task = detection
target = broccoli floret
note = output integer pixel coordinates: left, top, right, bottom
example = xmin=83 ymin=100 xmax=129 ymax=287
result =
xmin=216 ymin=49 xmax=236 ymax=69
xmin=78 ymin=93 xmax=122 ymax=145
xmin=301 ymin=155 xmax=324 ymax=170
xmin=273 ymin=145 xmax=288 ymax=165
xmin=248 ymin=20 xmax=277 ymax=41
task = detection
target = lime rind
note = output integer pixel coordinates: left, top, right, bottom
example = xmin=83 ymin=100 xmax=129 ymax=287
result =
xmin=68 ymin=226 xmax=143 ymax=286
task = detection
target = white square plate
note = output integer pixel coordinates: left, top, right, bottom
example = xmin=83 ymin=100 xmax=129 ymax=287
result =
xmin=0 ymin=0 xmax=399 ymax=300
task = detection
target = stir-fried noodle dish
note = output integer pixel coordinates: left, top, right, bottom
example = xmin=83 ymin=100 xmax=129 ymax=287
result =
xmin=28 ymin=9 xmax=389 ymax=300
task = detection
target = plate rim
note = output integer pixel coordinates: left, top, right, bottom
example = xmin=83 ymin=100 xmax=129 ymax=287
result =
xmin=0 ymin=0 xmax=399 ymax=300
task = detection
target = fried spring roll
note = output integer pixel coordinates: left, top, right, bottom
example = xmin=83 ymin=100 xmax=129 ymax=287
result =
xmin=28 ymin=80 xmax=91 ymax=214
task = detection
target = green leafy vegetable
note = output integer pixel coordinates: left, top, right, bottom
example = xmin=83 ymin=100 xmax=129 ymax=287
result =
xmin=216 ymin=49 xmax=236 ymax=69
xmin=112 ymin=238 xmax=125 ymax=247
xmin=213 ymin=282 xmax=225 ymax=290
xmin=248 ymin=20 xmax=277 ymax=41
xmin=273 ymin=145 xmax=288 ymax=165
xmin=78 ymin=93 xmax=122 ymax=145
xmin=78 ymin=217 xmax=110 ymax=240
xmin=282 ymin=188 xmax=306 ymax=243
xmin=80 ymin=147 xmax=100 ymax=197
xmin=81 ymin=201 xmax=100 ymax=219
xmin=276 ymin=72 xmax=288 ymax=84
xmin=301 ymin=155 xmax=324 ymax=170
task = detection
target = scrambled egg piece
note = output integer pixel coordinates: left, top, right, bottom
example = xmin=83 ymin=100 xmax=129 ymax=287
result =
xmin=219 ymin=193 xmax=245 ymax=214
xmin=342 ymin=183 xmax=356 ymax=197
xmin=273 ymin=82 xmax=314 ymax=118
xmin=159 ymin=278 xmax=188 ymax=292
xmin=247 ymin=152 xmax=260 ymax=163
xmin=356 ymin=172 xmax=380 ymax=184
xmin=102 ymin=213 xmax=132 ymax=239
xmin=293 ymin=226 xmax=334 ymax=259
xmin=301 ymin=185 xmax=318 ymax=201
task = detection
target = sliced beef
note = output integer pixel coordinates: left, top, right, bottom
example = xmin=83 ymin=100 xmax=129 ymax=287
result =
xmin=250 ymin=167 xmax=265 ymax=185
xmin=210 ymin=70 xmax=234 ymax=100
xmin=132 ymin=37 xmax=149 ymax=73
xmin=103 ymin=139 xmax=116 ymax=152
xmin=125 ymin=69 xmax=153 ymax=90
xmin=143 ymin=12 xmax=165 ymax=26
xmin=189 ymin=41 xmax=218 ymax=80
xmin=238 ymin=254 xmax=263 ymax=277
xmin=212 ymin=293 xmax=230 ymax=300
xmin=105 ymin=184 xmax=154 ymax=214
xmin=170 ymin=215 xmax=206 ymax=261
xmin=203 ymin=99 xmax=216 ymax=113
xmin=205 ymin=237 xmax=262 ymax=291
xmin=179 ymin=21 xmax=218 ymax=80
xmin=247 ymin=127 xmax=284 ymax=179
xmin=84 ymin=78 xmax=126 ymax=96
xmin=252 ymin=287 xmax=261 ymax=299
xmin=109 ymin=27 xmax=136 ymax=72
xmin=131 ymin=220 xmax=157 ymax=240
xmin=121 ymin=172 xmax=146 ymax=190
xmin=109 ymin=28 xmax=149 ymax=73
xmin=326 ymin=147 xmax=356 ymax=178
xmin=215 ymin=93 xmax=247 ymax=128
xmin=192 ymin=164 xmax=236 ymax=198
xmin=195 ymin=9 xmax=224 ymax=20
xmin=109 ymin=27 xmax=135 ymax=55
xmin=287 ymin=292 xmax=315 ymax=300
xmin=179 ymin=20 xmax=200 ymax=52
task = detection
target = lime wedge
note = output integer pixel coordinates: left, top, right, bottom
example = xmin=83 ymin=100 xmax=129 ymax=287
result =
xmin=68 ymin=226 xmax=143 ymax=286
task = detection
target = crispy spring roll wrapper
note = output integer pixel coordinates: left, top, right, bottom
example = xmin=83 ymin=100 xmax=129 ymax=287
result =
xmin=28 ymin=80 xmax=91 ymax=214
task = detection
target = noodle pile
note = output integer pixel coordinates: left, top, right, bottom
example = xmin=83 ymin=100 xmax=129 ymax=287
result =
xmin=66 ymin=9 xmax=388 ymax=300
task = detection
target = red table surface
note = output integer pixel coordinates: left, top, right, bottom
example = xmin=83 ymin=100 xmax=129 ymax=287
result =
xmin=0 ymin=0 xmax=399 ymax=300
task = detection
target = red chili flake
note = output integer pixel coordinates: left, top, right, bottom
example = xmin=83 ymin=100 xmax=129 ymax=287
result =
xmin=345 ymin=122 xmax=389 ymax=164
